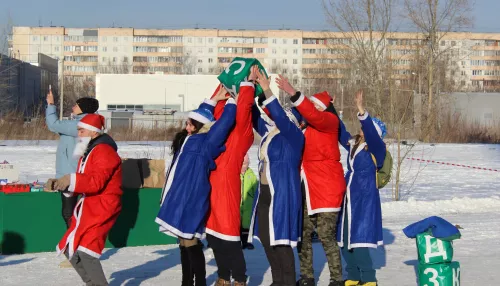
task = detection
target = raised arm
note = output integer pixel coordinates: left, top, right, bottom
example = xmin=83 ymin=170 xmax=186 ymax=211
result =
xmin=276 ymin=75 xmax=338 ymax=133
xmin=355 ymin=90 xmax=385 ymax=168
xmin=339 ymin=119 xmax=352 ymax=151
xmin=206 ymin=98 xmax=237 ymax=154
xmin=46 ymin=105 xmax=79 ymax=136
xmin=251 ymin=103 xmax=269 ymax=137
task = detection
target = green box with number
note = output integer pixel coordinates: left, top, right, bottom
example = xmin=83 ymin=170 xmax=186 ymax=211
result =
xmin=418 ymin=261 xmax=460 ymax=286
xmin=217 ymin=57 xmax=268 ymax=98
xmin=416 ymin=232 xmax=454 ymax=265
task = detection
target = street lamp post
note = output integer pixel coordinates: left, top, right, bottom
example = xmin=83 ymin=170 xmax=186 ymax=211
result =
xmin=178 ymin=94 xmax=185 ymax=112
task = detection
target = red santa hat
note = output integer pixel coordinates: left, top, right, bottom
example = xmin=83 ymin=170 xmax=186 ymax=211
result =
xmin=310 ymin=91 xmax=332 ymax=110
xmin=77 ymin=114 xmax=106 ymax=133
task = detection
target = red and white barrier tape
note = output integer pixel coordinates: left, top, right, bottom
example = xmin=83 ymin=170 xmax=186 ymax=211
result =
xmin=407 ymin=157 xmax=500 ymax=173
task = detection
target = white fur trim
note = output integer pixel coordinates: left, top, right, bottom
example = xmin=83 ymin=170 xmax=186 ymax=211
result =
xmin=307 ymin=207 xmax=341 ymax=215
xmin=263 ymin=95 xmax=277 ymax=106
xmin=357 ymin=112 xmax=369 ymax=121
xmin=310 ymin=96 xmax=327 ymax=110
xmin=292 ymin=93 xmax=306 ymax=107
xmin=160 ymin=136 xmax=189 ymax=205
xmin=226 ymin=98 xmax=236 ymax=105
xmin=68 ymin=173 xmax=76 ymax=192
xmin=77 ymin=246 xmax=101 ymax=258
xmin=77 ymin=122 xmax=103 ymax=133
xmin=240 ymin=82 xmax=255 ymax=88
xmin=205 ymin=228 xmax=241 ymax=241
xmin=188 ymin=111 xmax=211 ymax=124
xmin=204 ymin=99 xmax=217 ymax=107
xmin=155 ymin=217 xmax=203 ymax=240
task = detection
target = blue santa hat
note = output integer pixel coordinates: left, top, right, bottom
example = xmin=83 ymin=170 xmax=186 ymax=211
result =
xmin=188 ymin=108 xmax=214 ymax=124
xmin=372 ymin=117 xmax=387 ymax=139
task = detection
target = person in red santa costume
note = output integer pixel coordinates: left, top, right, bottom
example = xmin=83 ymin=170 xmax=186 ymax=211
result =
xmin=49 ymin=113 xmax=122 ymax=286
xmin=276 ymin=75 xmax=346 ymax=286
xmin=202 ymin=66 xmax=258 ymax=286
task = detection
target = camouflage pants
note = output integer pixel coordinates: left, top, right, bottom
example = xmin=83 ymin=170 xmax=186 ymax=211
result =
xmin=298 ymin=208 xmax=342 ymax=281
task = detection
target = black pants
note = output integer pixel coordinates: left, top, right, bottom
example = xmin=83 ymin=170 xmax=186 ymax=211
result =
xmin=258 ymin=184 xmax=296 ymax=286
xmin=61 ymin=193 xmax=78 ymax=229
xmin=206 ymin=234 xmax=247 ymax=283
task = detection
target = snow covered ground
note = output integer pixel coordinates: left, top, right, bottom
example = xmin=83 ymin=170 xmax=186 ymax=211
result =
xmin=1 ymin=141 xmax=499 ymax=285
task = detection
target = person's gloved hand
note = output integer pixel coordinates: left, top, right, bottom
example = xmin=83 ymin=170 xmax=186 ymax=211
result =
xmin=54 ymin=174 xmax=71 ymax=191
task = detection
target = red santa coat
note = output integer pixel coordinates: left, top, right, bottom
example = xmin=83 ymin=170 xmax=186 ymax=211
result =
xmin=205 ymin=82 xmax=255 ymax=241
xmin=293 ymin=93 xmax=346 ymax=215
xmin=56 ymin=134 xmax=122 ymax=259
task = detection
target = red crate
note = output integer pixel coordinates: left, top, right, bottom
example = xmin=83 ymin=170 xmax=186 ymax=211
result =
xmin=1 ymin=184 xmax=31 ymax=194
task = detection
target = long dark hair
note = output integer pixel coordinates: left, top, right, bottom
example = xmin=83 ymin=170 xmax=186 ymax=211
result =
xmin=171 ymin=118 xmax=204 ymax=155
xmin=350 ymin=134 xmax=367 ymax=159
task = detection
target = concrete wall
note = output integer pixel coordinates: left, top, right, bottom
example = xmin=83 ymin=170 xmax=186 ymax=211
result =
xmin=448 ymin=92 xmax=500 ymax=126
xmin=95 ymin=74 xmax=280 ymax=113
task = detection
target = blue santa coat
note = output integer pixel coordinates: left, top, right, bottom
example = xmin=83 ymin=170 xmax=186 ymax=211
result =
xmin=155 ymin=100 xmax=236 ymax=239
xmin=248 ymin=95 xmax=305 ymax=246
xmin=336 ymin=112 xmax=386 ymax=249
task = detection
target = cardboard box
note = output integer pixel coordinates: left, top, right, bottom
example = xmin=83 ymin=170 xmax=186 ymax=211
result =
xmin=121 ymin=159 xmax=165 ymax=189
xmin=0 ymin=164 xmax=19 ymax=183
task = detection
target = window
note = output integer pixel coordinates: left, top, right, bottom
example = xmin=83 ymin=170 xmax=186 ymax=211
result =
xmin=43 ymin=36 xmax=48 ymax=41
xmin=209 ymin=68 xmax=214 ymax=73
xmin=293 ymin=59 xmax=298 ymax=64
xmin=283 ymin=59 xmax=287 ymax=64
xmin=461 ymin=80 xmax=466 ymax=86
xmin=208 ymin=38 xmax=214 ymax=43
xmin=55 ymin=36 xmax=60 ymax=42
xmin=113 ymin=47 xmax=118 ymax=52
xmin=102 ymin=37 xmax=107 ymax=42
xmin=283 ymin=69 xmax=288 ymax=74
xmin=103 ymin=57 xmax=107 ymax=62
xmin=209 ymin=48 xmax=213 ymax=53
xmin=283 ymin=39 xmax=287 ymax=44
xmin=293 ymin=79 xmax=298 ymax=85
xmin=256 ymin=48 xmax=265 ymax=53
xmin=293 ymin=69 xmax=297 ymax=74
xmin=32 ymin=36 xmax=38 ymax=41
xmin=198 ymin=68 xmax=203 ymax=73
xmin=123 ymin=57 xmax=129 ymax=63
xmin=272 ymin=49 xmax=277 ymax=54
xmin=102 ymin=47 xmax=107 ymax=52
xmin=272 ymin=59 xmax=277 ymax=64
xmin=451 ymin=70 xmax=455 ymax=76
xmin=293 ymin=39 xmax=298 ymax=45
xmin=293 ymin=49 xmax=298 ymax=54
xmin=113 ymin=57 xmax=117 ymax=62
xmin=283 ymin=49 xmax=287 ymax=54
xmin=208 ymin=58 xmax=213 ymax=63
xmin=441 ymin=41 xmax=446 ymax=46
xmin=113 ymin=37 xmax=118 ymax=42
xmin=451 ymin=41 xmax=456 ymax=46
xmin=272 ymin=39 xmax=277 ymax=44
xmin=198 ymin=38 xmax=203 ymax=43
xmin=188 ymin=38 xmax=192 ymax=43
xmin=198 ymin=59 xmax=203 ymax=63
xmin=461 ymin=61 xmax=466 ymax=66
xmin=124 ymin=37 xmax=128 ymax=41
xmin=54 ymin=46 xmax=59 ymax=52
xmin=461 ymin=71 xmax=466 ymax=75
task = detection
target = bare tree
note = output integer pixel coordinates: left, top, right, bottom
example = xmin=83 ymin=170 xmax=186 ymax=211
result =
xmin=404 ymin=0 xmax=473 ymax=142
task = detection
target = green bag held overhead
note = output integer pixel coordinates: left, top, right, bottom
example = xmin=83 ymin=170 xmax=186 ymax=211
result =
xmin=218 ymin=57 xmax=268 ymax=98
xmin=418 ymin=261 xmax=460 ymax=286
xmin=416 ymin=232 xmax=454 ymax=265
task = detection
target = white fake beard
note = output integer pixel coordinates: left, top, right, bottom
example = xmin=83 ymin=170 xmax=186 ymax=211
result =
xmin=73 ymin=137 xmax=91 ymax=159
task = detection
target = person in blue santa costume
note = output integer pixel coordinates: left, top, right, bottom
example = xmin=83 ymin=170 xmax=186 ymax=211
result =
xmin=247 ymin=69 xmax=304 ymax=286
xmin=155 ymin=87 xmax=236 ymax=286
xmin=337 ymin=89 xmax=387 ymax=286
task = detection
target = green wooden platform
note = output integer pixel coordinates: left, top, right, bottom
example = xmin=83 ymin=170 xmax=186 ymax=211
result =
xmin=0 ymin=188 xmax=176 ymax=254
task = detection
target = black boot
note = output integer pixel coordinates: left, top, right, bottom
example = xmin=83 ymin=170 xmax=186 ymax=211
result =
xmin=186 ymin=244 xmax=207 ymax=286
xmin=296 ymin=276 xmax=315 ymax=286
xmin=180 ymin=246 xmax=194 ymax=286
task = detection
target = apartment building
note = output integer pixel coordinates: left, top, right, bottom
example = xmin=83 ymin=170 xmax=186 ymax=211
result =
xmin=10 ymin=26 xmax=500 ymax=92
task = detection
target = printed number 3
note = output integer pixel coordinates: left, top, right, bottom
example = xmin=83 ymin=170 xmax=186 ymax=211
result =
xmin=423 ymin=268 xmax=439 ymax=286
